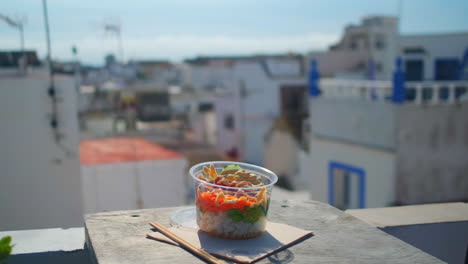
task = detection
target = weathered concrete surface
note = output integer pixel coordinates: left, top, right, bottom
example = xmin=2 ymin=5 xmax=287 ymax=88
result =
xmin=347 ymin=203 xmax=468 ymax=263
xmin=85 ymin=200 xmax=443 ymax=263
xmin=396 ymin=103 xmax=468 ymax=204
xmin=7 ymin=250 xmax=91 ymax=264
xmin=346 ymin=202 xmax=468 ymax=228
xmin=310 ymin=99 xmax=397 ymax=150
xmin=381 ymin=222 xmax=468 ymax=264
xmin=0 ymin=227 xmax=90 ymax=264
xmin=0 ymin=227 xmax=85 ymax=254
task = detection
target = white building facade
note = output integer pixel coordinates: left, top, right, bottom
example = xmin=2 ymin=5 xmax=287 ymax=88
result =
xmin=0 ymin=73 xmax=84 ymax=231
xmin=306 ymin=76 xmax=468 ymax=210
xmin=213 ymin=57 xmax=306 ymax=165
xmin=308 ymin=16 xmax=468 ymax=82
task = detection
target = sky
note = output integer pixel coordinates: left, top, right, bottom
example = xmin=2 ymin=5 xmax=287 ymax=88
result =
xmin=1 ymin=0 xmax=467 ymax=65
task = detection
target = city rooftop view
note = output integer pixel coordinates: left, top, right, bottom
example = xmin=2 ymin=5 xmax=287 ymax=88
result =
xmin=1 ymin=1 xmax=467 ymax=263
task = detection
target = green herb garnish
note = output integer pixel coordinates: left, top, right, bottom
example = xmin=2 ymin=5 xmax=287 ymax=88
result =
xmin=227 ymin=209 xmax=244 ymax=222
xmin=0 ymin=236 xmax=13 ymax=263
xmin=221 ymin=164 xmax=242 ymax=174
xmin=226 ymin=205 xmax=266 ymax=223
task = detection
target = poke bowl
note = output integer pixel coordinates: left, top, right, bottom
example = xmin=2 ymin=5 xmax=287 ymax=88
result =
xmin=190 ymin=161 xmax=278 ymax=239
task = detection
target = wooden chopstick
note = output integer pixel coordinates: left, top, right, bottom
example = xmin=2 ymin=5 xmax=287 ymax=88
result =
xmin=149 ymin=221 xmax=225 ymax=264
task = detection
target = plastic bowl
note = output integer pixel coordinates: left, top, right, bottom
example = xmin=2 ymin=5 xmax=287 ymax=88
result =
xmin=190 ymin=161 xmax=278 ymax=239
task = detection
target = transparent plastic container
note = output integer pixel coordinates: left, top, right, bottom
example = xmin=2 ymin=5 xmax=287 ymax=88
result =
xmin=190 ymin=161 xmax=278 ymax=239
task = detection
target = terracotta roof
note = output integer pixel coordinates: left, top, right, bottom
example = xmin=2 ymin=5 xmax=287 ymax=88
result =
xmin=80 ymin=137 xmax=182 ymax=165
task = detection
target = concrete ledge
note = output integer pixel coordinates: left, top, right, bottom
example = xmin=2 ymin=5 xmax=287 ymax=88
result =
xmin=381 ymin=222 xmax=468 ymax=264
xmin=0 ymin=227 xmax=91 ymax=264
xmin=84 ymin=200 xmax=443 ymax=263
xmin=346 ymin=203 xmax=468 ymax=264
xmin=6 ymin=250 xmax=91 ymax=264
xmin=0 ymin=227 xmax=85 ymax=254
xmin=346 ymin=202 xmax=468 ymax=227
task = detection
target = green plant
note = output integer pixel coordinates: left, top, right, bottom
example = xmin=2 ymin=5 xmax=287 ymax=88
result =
xmin=0 ymin=236 xmax=13 ymax=263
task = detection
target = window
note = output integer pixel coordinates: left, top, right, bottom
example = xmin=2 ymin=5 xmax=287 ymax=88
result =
xmin=198 ymin=102 xmax=213 ymax=112
xmin=375 ymin=62 xmax=383 ymax=73
xmin=280 ymin=85 xmax=308 ymax=141
xmin=136 ymin=92 xmax=171 ymax=121
xmin=329 ymin=161 xmax=366 ymax=210
xmin=374 ymin=35 xmax=385 ymax=50
xmin=403 ymin=47 xmax=426 ymax=55
xmin=405 ymin=59 xmax=424 ymax=81
xmin=224 ymin=114 xmax=235 ymax=130
xmin=435 ymin=58 xmax=459 ymax=81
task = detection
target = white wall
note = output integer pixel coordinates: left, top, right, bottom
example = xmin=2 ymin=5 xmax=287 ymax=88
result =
xmin=396 ymin=103 xmax=468 ymax=204
xmin=315 ymin=16 xmax=398 ymax=79
xmin=234 ymin=62 xmax=276 ymax=164
xmin=186 ymin=65 xmax=234 ymax=91
xmin=212 ymin=59 xmax=305 ymax=165
xmin=243 ymin=118 xmax=272 ymax=165
xmin=307 ymin=95 xmax=468 ymax=208
xmin=310 ymin=98 xmax=397 ymax=150
xmin=232 ymin=61 xmax=305 ymax=165
xmin=308 ymin=136 xmax=396 ymax=208
xmin=368 ymin=17 xmax=399 ymax=79
xmin=264 ymin=130 xmax=301 ymax=188
xmin=214 ymin=96 xmax=240 ymax=156
xmin=307 ymin=50 xmax=367 ymax=78
xmin=81 ymin=158 xmax=187 ymax=213
xmin=191 ymin=111 xmax=217 ymax=146
xmin=0 ymin=75 xmax=83 ymax=231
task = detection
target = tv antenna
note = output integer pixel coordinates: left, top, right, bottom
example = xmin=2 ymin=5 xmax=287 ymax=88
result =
xmin=103 ymin=18 xmax=124 ymax=63
xmin=0 ymin=14 xmax=27 ymax=66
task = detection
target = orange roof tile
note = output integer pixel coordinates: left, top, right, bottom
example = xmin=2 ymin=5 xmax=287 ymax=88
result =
xmin=80 ymin=137 xmax=182 ymax=165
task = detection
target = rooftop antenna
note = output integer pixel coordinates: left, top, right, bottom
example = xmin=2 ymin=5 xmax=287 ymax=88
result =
xmin=42 ymin=0 xmax=75 ymax=159
xmin=42 ymin=0 xmax=59 ymax=142
xmin=0 ymin=13 xmax=27 ymax=72
xmin=103 ymin=19 xmax=124 ymax=63
xmin=397 ymin=0 xmax=403 ymax=57
xmin=42 ymin=0 xmax=52 ymax=71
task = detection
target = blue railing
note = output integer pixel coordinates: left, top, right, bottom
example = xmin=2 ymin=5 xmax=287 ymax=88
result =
xmin=309 ymin=57 xmax=468 ymax=104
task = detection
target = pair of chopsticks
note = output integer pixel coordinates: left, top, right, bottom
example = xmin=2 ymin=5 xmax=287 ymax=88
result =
xmin=149 ymin=221 xmax=226 ymax=264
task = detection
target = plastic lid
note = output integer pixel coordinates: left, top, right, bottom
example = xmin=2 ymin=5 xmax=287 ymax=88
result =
xmin=170 ymin=207 xmax=198 ymax=229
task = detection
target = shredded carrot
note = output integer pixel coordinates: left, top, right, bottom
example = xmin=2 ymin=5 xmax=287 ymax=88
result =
xmin=196 ymin=191 xmax=257 ymax=212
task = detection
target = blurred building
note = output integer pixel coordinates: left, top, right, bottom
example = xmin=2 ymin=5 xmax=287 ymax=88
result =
xmin=80 ymin=137 xmax=188 ymax=213
xmin=136 ymin=60 xmax=172 ymax=77
xmin=301 ymin=16 xmax=468 ymax=209
xmin=182 ymin=16 xmax=467 ymax=169
xmin=401 ymin=32 xmax=468 ymax=81
xmin=183 ymin=57 xmax=235 ymax=92
xmin=0 ymin=51 xmax=194 ymax=231
xmin=0 ymin=50 xmax=41 ymax=67
xmin=179 ymin=16 xmax=468 ymax=208
xmin=187 ymin=55 xmax=307 ymax=165
xmin=0 ymin=50 xmax=43 ymax=76
xmin=307 ymin=78 xmax=468 ymax=209
xmin=308 ymin=16 xmax=468 ymax=81
xmin=0 ymin=67 xmax=83 ymax=231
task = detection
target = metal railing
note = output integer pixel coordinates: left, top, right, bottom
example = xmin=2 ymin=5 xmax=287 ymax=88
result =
xmin=309 ymin=58 xmax=468 ymax=105
xmin=317 ymin=79 xmax=468 ymax=105
xmin=319 ymin=78 xmax=393 ymax=102
xmin=405 ymin=81 xmax=468 ymax=105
